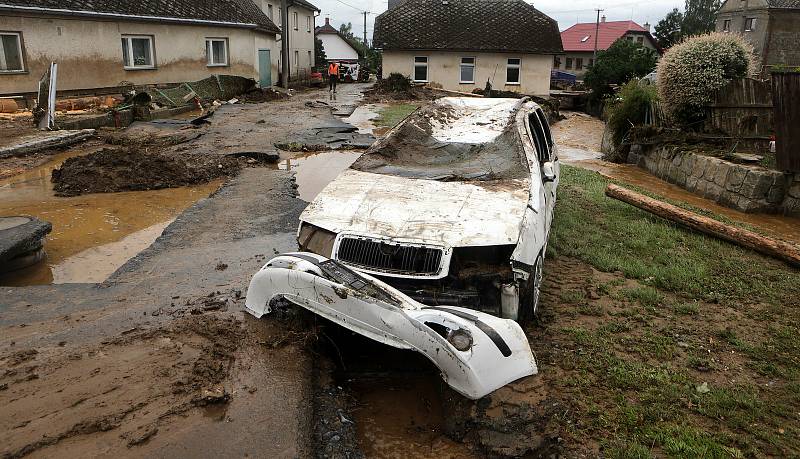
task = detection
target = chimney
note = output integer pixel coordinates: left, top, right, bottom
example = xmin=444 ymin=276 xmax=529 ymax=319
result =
xmin=600 ymin=15 xmax=606 ymax=22
xmin=388 ymin=0 xmax=400 ymax=9
xmin=643 ymin=22 xmax=650 ymax=31
xmin=325 ymin=17 xmax=330 ymax=26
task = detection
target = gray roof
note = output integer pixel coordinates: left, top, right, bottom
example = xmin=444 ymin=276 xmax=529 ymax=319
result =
xmin=0 ymin=0 xmax=281 ymax=33
xmin=373 ymin=0 xmax=563 ymax=54
xmin=291 ymin=0 xmax=321 ymax=12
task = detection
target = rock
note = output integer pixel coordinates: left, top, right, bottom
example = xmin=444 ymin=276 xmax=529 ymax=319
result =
xmin=0 ymin=216 xmax=52 ymax=272
xmin=725 ymin=166 xmax=747 ymax=192
xmin=731 ymin=152 xmax=763 ymax=163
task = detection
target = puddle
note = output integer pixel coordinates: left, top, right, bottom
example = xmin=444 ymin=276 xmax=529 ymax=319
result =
xmin=278 ymin=150 xmax=362 ymax=201
xmin=0 ymin=149 xmax=221 ymax=286
xmin=349 ymin=373 xmax=476 ymax=459
xmin=344 ymin=104 xmax=385 ymax=135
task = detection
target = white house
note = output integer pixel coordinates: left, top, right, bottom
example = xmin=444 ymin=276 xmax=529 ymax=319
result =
xmin=373 ymin=0 xmax=563 ymax=96
xmin=315 ymin=18 xmax=360 ymax=63
xmin=253 ymin=0 xmax=319 ymax=79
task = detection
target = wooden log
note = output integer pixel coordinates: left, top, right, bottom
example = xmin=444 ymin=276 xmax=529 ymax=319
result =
xmin=605 ymin=184 xmax=800 ymax=268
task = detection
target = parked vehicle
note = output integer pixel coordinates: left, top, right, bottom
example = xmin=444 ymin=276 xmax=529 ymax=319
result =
xmin=246 ymin=97 xmax=560 ymax=398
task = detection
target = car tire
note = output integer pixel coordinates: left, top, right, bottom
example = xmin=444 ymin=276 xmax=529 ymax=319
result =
xmin=518 ymin=254 xmax=543 ymax=324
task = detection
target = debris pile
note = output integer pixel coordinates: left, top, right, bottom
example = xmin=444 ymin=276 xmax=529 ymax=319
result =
xmin=51 ymin=148 xmax=240 ymax=196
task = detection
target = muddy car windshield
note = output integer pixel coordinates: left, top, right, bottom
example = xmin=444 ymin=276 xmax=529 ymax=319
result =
xmin=351 ymin=98 xmax=529 ymax=182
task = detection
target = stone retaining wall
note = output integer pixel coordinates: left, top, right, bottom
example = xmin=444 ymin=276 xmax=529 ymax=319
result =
xmin=628 ymin=144 xmax=800 ymax=216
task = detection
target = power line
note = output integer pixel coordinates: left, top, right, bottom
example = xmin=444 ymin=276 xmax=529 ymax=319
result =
xmin=330 ymin=0 xmax=368 ymax=12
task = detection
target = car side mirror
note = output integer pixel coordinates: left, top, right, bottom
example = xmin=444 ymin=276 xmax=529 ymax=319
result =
xmin=542 ymin=161 xmax=556 ymax=183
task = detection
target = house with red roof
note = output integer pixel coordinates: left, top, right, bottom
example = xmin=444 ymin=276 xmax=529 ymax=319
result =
xmin=557 ymin=17 xmax=658 ymax=79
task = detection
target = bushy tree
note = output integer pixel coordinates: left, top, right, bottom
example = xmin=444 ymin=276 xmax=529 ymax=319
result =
xmin=584 ymin=39 xmax=658 ymax=103
xmin=683 ymin=0 xmax=722 ymax=36
xmin=314 ymin=38 xmax=326 ymax=70
xmin=657 ymin=32 xmax=755 ymax=126
xmin=654 ymin=8 xmax=684 ymax=49
xmin=604 ymin=80 xmax=659 ymax=156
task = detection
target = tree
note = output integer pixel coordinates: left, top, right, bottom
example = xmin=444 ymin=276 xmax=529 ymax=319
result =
xmin=682 ymin=0 xmax=721 ymax=36
xmin=584 ymin=39 xmax=658 ymax=103
xmin=654 ymin=8 xmax=684 ymax=49
xmin=657 ymin=32 xmax=754 ymax=126
xmin=339 ymin=22 xmax=354 ymax=40
xmin=314 ymin=37 xmax=326 ymax=69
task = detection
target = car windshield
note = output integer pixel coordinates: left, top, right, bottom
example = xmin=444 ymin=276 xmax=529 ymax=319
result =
xmin=350 ymin=98 xmax=529 ymax=182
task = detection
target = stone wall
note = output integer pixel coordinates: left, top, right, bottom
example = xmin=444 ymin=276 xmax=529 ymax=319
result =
xmin=628 ymin=144 xmax=800 ymax=216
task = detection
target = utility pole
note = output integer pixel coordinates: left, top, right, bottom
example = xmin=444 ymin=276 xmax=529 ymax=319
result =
xmin=593 ymin=8 xmax=603 ymax=62
xmin=280 ymin=0 xmax=290 ymax=88
xmin=363 ymin=11 xmax=369 ymax=46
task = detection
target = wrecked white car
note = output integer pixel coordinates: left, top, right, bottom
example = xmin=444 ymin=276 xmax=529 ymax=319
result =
xmin=246 ymin=97 xmax=559 ymax=398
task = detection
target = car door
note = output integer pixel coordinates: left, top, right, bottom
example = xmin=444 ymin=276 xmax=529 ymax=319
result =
xmin=528 ymin=110 xmax=556 ymax=234
xmin=536 ymin=108 xmax=558 ymax=217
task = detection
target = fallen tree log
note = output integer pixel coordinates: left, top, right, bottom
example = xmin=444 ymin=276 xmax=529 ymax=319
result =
xmin=605 ymin=184 xmax=800 ymax=268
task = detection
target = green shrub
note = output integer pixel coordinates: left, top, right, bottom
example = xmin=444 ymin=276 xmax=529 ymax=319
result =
xmin=604 ymin=80 xmax=659 ymax=152
xmin=584 ymin=39 xmax=658 ymax=110
xmin=657 ymin=32 xmax=755 ymax=126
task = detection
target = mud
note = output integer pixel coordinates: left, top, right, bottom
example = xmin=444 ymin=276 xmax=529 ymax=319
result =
xmin=352 ymin=102 xmax=527 ymax=182
xmin=51 ymin=148 xmax=239 ymax=196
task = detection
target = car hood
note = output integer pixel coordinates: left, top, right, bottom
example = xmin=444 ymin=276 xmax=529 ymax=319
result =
xmin=300 ymin=169 xmax=530 ymax=247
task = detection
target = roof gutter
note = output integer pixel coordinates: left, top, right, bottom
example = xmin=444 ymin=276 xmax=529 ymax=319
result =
xmin=0 ymin=4 xmax=278 ymax=33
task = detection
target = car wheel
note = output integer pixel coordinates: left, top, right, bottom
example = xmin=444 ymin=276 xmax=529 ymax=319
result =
xmin=519 ymin=254 xmax=543 ymax=324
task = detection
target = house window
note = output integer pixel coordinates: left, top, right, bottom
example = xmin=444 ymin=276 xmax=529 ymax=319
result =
xmin=121 ymin=35 xmax=154 ymax=69
xmin=307 ymin=16 xmax=312 ymax=32
xmin=459 ymin=57 xmax=475 ymax=83
xmin=506 ymin=58 xmax=520 ymax=84
xmin=627 ymin=36 xmax=634 ymax=41
xmin=0 ymin=32 xmax=25 ymax=72
xmin=588 ymin=58 xmax=594 ymax=68
xmin=294 ymin=50 xmax=299 ymax=67
xmin=565 ymin=57 xmax=573 ymax=69
xmin=413 ymin=56 xmax=428 ymax=82
xmin=576 ymin=58 xmax=583 ymax=70
xmin=277 ymin=8 xmax=281 ymax=23
xmin=722 ymin=19 xmax=731 ymax=31
xmin=293 ymin=12 xmax=298 ymax=30
xmin=308 ymin=50 xmax=312 ymax=67
xmin=206 ymin=38 xmax=228 ymax=66
xmin=745 ymin=17 xmax=756 ymax=31
xmin=636 ymin=36 xmax=644 ymax=44
xmin=553 ymin=56 xmax=560 ymax=69
xmin=267 ymin=4 xmax=274 ymax=20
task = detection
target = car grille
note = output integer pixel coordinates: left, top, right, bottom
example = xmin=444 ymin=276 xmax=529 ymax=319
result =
xmin=336 ymin=237 xmax=444 ymax=276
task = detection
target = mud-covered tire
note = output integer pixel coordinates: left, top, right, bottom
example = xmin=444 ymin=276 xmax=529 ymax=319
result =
xmin=518 ymin=254 xmax=543 ymax=325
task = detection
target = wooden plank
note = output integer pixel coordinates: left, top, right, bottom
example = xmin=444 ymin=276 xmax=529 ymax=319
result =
xmin=772 ymin=72 xmax=800 ymax=172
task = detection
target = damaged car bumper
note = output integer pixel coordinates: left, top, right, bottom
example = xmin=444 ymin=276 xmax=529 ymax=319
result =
xmin=245 ymin=252 xmax=537 ymax=399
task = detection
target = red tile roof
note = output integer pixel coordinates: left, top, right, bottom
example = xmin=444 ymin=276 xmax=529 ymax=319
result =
xmin=560 ymin=20 xmax=650 ymax=52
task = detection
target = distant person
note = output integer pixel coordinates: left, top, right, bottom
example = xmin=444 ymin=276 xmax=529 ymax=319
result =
xmin=328 ymin=61 xmax=339 ymax=93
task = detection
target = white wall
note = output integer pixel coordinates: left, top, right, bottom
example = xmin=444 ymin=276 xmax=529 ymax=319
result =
xmin=318 ymin=33 xmax=359 ymax=61
xmin=0 ymin=13 xmax=278 ymax=94
xmin=382 ymin=51 xmax=553 ymax=96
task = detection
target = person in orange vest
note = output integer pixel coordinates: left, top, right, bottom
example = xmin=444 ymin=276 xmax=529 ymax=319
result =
xmin=328 ymin=61 xmax=339 ymax=93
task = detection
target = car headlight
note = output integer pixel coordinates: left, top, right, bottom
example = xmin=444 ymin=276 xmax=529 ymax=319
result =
xmin=447 ymin=329 xmax=473 ymax=351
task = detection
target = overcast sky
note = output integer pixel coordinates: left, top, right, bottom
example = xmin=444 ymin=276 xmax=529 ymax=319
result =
xmin=311 ymin=0 xmax=685 ymax=41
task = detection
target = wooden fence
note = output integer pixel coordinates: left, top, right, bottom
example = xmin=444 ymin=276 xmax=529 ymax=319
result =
xmin=707 ymin=78 xmax=773 ymax=143
xmin=772 ymin=72 xmax=800 ymax=173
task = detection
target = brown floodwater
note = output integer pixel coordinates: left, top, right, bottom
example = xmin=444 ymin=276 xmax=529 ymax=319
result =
xmin=278 ymin=150 xmax=363 ymax=201
xmin=349 ymin=373 xmax=477 ymax=459
xmin=0 ymin=149 xmax=221 ymax=286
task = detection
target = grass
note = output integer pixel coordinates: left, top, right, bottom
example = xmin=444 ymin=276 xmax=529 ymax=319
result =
xmin=373 ymin=103 xmax=419 ymax=128
xmin=538 ymin=165 xmax=800 ymax=458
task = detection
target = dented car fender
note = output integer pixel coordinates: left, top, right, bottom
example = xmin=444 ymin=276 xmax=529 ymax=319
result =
xmin=245 ymin=253 xmax=537 ymax=399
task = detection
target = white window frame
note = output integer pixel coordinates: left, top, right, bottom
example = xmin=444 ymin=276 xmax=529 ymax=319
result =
xmin=413 ymin=56 xmax=428 ymax=82
xmin=294 ymin=50 xmax=299 ymax=67
xmin=206 ymin=38 xmax=229 ymax=67
xmin=267 ymin=4 xmax=274 ymax=20
xmin=459 ymin=56 xmax=475 ymax=84
xmin=308 ymin=50 xmax=313 ymax=67
xmin=744 ymin=17 xmax=756 ymax=31
xmin=293 ymin=11 xmax=298 ymax=30
xmin=121 ymin=35 xmax=155 ymax=70
xmin=307 ymin=16 xmax=312 ymax=32
xmin=506 ymin=57 xmax=521 ymax=85
xmin=722 ymin=19 xmax=731 ymax=32
xmin=0 ymin=31 xmax=25 ymax=73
